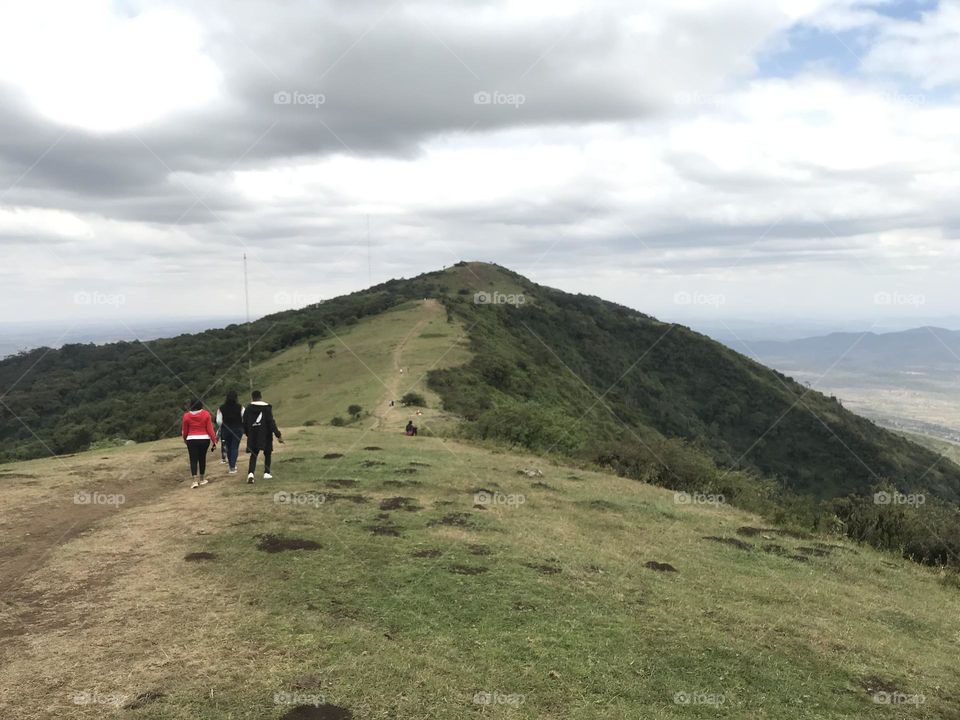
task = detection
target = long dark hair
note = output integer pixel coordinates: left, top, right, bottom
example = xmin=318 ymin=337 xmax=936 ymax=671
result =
xmin=223 ymin=389 xmax=239 ymax=408
xmin=189 ymin=398 xmax=203 ymax=411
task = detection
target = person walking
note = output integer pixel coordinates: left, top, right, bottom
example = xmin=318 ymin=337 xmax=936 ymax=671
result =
xmin=216 ymin=389 xmax=245 ymax=475
xmin=181 ymin=399 xmax=217 ymax=488
xmin=243 ymin=389 xmax=283 ymax=484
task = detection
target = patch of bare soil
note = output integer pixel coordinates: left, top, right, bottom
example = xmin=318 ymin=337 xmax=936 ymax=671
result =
xmin=280 ymin=705 xmax=353 ymax=720
xmin=644 ymin=561 xmax=677 ymax=572
xmin=322 ymin=453 xmax=344 ymax=460
xmin=183 ymin=552 xmax=216 ymax=562
xmin=379 ymin=497 xmax=421 ymax=511
xmin=256 ymin=534 xmax=322 ymax=553
xmin=448 ymin=564 xmax=488 ymax=575
xmin=428 ymin=512 xmax=473 ymax=527
xmin=703 ymin=536 xmax=753 ymax=551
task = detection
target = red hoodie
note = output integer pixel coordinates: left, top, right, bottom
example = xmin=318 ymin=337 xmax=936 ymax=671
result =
xmin=181 ymin=409 xmax=217 ymax=444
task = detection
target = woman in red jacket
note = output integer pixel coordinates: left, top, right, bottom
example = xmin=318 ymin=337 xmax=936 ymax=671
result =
xmin=181 ymin=398 xmax=217 ymax=488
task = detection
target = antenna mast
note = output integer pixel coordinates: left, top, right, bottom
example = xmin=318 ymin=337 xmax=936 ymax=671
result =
xmin=244 ymin=253 xmax=253 ymax=391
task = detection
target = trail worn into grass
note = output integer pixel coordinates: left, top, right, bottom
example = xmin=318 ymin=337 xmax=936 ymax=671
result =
xmin=371 ymin=299 xmax=443 ymax=431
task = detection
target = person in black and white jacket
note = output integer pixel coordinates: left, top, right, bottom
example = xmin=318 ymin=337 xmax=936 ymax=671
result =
xmin=242 ymin=389 xmax=283 ymax=483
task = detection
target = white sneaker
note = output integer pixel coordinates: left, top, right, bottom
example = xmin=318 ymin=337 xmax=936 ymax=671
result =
xmin=263 ymin=472 xmax=273 ymax=480
xmin=220 ymin=459 xmax=228 ymax=464
xmin=199 ymin=478 xmax=209 ymax=486
xmin=228 ymin=468 xmax=237 ymax=475
xmin=247 ymin=473 xmax=255 ymax=484
xmin=191 ymin=481 xmax=200 ymax=489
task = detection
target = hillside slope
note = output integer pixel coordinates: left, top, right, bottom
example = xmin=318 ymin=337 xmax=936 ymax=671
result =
xmin=1 ymin=261 xmax=958 ymax=505
xmin=2 ymin=426 xmax=959 ymax=719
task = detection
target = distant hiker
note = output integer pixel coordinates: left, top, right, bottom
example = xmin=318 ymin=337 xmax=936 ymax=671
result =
xmin=181 ymin=399 xmax=217 ymax=489
xmin=243 ymin=389 xmax=283 ymax=483
xmin=216 ymin=390 xmax=245 ymax=475
xmin=405 ymin=420 xmax=418 ymax=436
xmin=389 ymin=400 xmax=395 ymax=407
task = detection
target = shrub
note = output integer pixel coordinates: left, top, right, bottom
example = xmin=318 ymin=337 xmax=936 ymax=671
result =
xmin=330 ymin=416 xmax=346 ymax=427
xmin=347 ymin=404 xmax=363 ymax=418
xmin=401 ymin=392 xmax=427 ymax=407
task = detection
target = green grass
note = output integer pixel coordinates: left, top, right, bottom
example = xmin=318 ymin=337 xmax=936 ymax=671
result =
xmin=15 ymin=427 xmax=947 ymax=719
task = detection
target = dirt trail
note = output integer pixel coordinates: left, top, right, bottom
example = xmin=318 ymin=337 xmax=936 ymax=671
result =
xmin=370 ymin=299 xmax=443 ymax=430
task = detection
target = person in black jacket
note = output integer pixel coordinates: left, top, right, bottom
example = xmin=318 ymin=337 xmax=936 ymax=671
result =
xmin=217 ymin=389 xmax=245 ymax=475
xmin=243 ymin=389 xmax=283 ymax=483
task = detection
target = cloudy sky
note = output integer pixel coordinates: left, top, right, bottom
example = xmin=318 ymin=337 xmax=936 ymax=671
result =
xmin=1 ymin=0 xmax=957 ymax=330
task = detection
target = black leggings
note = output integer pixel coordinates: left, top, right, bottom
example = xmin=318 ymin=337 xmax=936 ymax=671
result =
xmin=187 ymin=439 xmax=210 ymax=476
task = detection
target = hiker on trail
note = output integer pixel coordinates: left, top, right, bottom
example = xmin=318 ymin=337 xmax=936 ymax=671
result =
xmin=405 ymin=420 xmax=418 ymax=436
xmin=216 ymin=389 xmax=245 ymax=475
xmin=181 ymin=399 xmax=218 ymax=489
xmin=243 ymin=389 xmax=283 ymax=484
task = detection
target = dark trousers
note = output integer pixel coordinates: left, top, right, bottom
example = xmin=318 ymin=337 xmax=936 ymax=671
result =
xmin=222 ymin=428 xmax=242 ymax=469
xmin=186 ymin=439 xmax=210 ymax=476
xmin=248 ymin=448 xmax=272 ymax=475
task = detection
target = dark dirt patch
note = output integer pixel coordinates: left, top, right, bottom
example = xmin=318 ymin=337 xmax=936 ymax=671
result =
xmin=412 ymin=548 xmax=444 ymax=558
xmin=0 ymin=472 xmax=36 ymax=479
xmin=762 ymin=543 xmax=791 ymax=556
xmin=382 ymin=479 xmax=422 ymax=488
xmin=470 ymin=485 xmax=500 ymax=493
xmin=434 ymin=500 xmax=455 ymax=506
xmin=285 ymin=457 xmax=306 ymax=463
xmin=375 ymin=512 xmax=390 ymax=520
xmin=409 ymin=461 xmax=431 ymax=467
xmin=363 ymin=446 xmax=382 ymax=451
xmin=428 ymin=512 xmax=473 ymax=527
xmin=860 ymin=676 xmax=903 ymax=695
xmin=583 ymin=499 xmax=622 ymax=511
xmin=468 ymin=544 xmax=492 ymax=556
xmin=395 ymin=467 xmax=419 ymax=475
xmin=703 ymin=536 xmax=753 ymax=551
xmin=323 ymin=492 xmax=369 ymax=504
xmin=524 ymin=561 xmax=561 ymax=575
xmin=814 ymin=542 xmax=856 ymax=553
xmin=797 ymin=546 xmax=832 ymax=557
xmin=256 ymin=534 xmax=322 ymax=553
xmin=124 ymin=690 xmax=165 ymax=709
xmin=184 ymin=551 xmax=216 ymax=562
xmin=644 ymin=561 xmax=677 ymax=572
xmin=789 ymin=554 xmax=810 ymax=562
xmin=736 ymin=525 xmax=812 ymax=540
xmin=473 ymin=504 xmax=487 ymax=510
xmin=360 ymin=460 xmax=385 ymax=468
xmin=322 ymin=453 xmax=344 ymax=459
xmin=448 ymin=564 xmax=489 ymax=575
xmin=366 ymin=524 xmax=401 ymax=537
xmin=531 ymin=481 xmax=554 ymax=490
xmin=280 ymin=705 xmax=353 ymax=720
xmin=324 ymin=478 xmax=359 ymax=488
xmin=380 ymin=496 xmax=422 ymax=512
